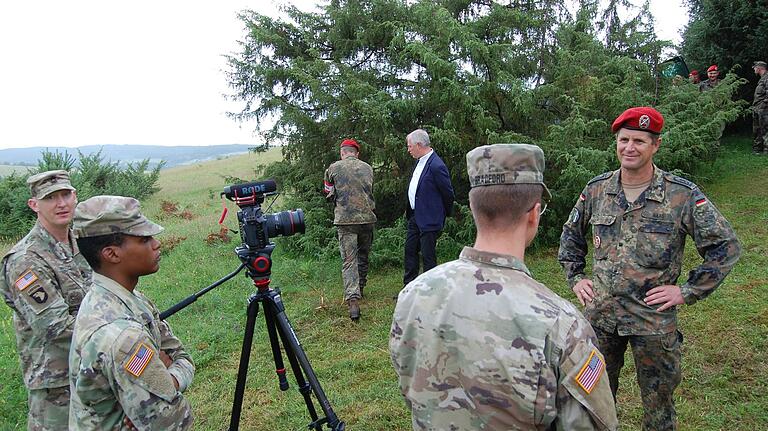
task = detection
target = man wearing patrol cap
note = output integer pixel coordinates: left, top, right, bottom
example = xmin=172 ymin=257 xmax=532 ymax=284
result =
xmin=323 ymin=138 xmax=376 ymax=320
xmin=391 ymin=144 xmax=618 ymax=430
xmin=699 ymin=64 xmax=720 ymax=91
xmin=559 ymin=107 xmax=741 ymax=430
xmin=68 ymin=196 xmax=194 ymax=430
xmin=0 ymin=170 xmax=92 ymax=430
xmin=752 ymin=60 xmax=768 ymax=154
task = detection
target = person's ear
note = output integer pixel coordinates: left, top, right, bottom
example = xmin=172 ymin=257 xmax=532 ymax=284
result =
xmin=100 ymin=245 xmax=122 ymax=265
xmin=27 ymin=198 xmax=38 ymax=213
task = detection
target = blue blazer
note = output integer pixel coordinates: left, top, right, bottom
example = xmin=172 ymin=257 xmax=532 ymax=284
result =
xmin=406 ymin=152 xmax=455 ymax=232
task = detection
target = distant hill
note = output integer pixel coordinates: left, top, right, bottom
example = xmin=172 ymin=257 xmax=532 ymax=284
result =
xmin=0 ymin=144 xmax=254 ymax=170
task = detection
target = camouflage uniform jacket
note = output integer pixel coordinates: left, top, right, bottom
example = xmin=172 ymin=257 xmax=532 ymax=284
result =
xmin=69 ymin=273 xmax=194 ymax=430
xmin=558 ymin=167 xmax=741 ymax=336
xmin=390 ymin=247 xmax=618 ymax=430
xmin=698 ymin=79 xmax=719 ymax=92
xmin=0 ymin=221 xmax=91 ymax=389
xmin=323 ymin=155 xmax=377 ymax=225
xmin=753 ymin=73 xmax=768 ymax=112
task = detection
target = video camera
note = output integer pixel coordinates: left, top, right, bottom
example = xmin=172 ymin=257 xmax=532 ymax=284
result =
xmin=222 ymin=179 xmax=304 ymax=251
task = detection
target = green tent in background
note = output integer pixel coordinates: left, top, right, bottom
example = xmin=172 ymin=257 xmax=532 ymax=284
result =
xmin=660 ymin=56 xmax=690 ymax=78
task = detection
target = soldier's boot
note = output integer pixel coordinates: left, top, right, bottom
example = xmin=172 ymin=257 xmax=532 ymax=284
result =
xmin=348 ymin=299 xmax=361 ymax=321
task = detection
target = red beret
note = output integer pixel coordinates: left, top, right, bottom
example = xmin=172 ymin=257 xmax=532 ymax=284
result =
xmin=611 ymin=107 xmax=664 ymax=135
xmin=707 ymin=65 xmax=718 ymax=72
xmin=340 ymin=139 xmax=359 ymax=151
xmin=689 ymin=70 xmax=699 ymax=76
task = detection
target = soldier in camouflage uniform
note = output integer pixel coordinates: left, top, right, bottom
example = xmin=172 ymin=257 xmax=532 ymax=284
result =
xmin=559 ymin=107 xmax=741 ymax=430
xmin=0 ymin=170 xmax=92 ymax=431
xmin=698 ymin=64 xmax=720 ymax=92
xmin=391 ymin=144 xmax=618 ymax=430
xmin=69 ymin=196 xmax=194 ymax=430
xmin=752 ymin=61 xmax=768 ymax=154
xmin=323 ymin=139 xmax=376 ymax=321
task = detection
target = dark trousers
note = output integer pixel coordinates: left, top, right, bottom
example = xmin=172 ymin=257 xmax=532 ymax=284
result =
xmin=403 ymin=216 xmax=440 ymax=285
xmin=753 ymin=110 xmax=768 ymax=153
xmin=593 ymin=326 xmax=683 ymax=431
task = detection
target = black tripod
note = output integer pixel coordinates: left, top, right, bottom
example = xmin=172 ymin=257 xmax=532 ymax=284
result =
xmin=160 ymin=244 xmax=345 ymax=431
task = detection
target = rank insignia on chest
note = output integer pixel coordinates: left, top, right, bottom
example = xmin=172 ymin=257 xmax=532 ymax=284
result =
xmin=14 ymin=269 xmax=38 ymax=291
xmin=125 ymin=343 xmax=154 ymax=377
xmin=575 ymin=349 xmax=605 ymax=394
xmin=593 ymin=235 xmax=601 ymax=249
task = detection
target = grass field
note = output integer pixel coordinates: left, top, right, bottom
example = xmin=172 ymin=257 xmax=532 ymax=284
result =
xmin=0 ymin=140 xmax=766 ymax=430
xmin=0 ymin=165 xmax=31 ymax=178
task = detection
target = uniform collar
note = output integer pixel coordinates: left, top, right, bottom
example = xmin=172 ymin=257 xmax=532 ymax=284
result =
xmin=459 ymin=246 xmax=532 ymax=277
xmin=32 ymin=221 xmax=79 ymax=259
xmin=92 ymin=273 xmax=153 ymax=320
xmin=606 ymin=166 xmax=666 ymax=202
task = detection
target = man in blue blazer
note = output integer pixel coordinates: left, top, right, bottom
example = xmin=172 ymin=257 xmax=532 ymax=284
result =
xmin=402 ymin=129 xmax=455 ymax=287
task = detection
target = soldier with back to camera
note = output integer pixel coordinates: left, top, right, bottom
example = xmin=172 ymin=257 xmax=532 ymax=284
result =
xmin=391 ymin=144 xmax=618 ymax=430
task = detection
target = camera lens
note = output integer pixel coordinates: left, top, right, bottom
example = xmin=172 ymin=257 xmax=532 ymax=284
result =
xmin=265 ymin=209 xmax=305 ymax=238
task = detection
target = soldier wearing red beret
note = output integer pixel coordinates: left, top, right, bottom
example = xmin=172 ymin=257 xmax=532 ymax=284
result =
xmin=699 ymin=64 xmax=720 ymax=92
xmin=323 ymin=139 xmax=376 ymax=320
xmin=688 ymin=70 xmax=700 ymax=84
xmin=558 ymin=107 xmax=741 ymax=430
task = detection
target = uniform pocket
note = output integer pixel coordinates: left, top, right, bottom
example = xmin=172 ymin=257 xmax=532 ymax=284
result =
xmin=636 ymin=217 xmax=676 ymax=268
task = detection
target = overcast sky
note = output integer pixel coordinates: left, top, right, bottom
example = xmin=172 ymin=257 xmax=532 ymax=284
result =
xmin=0 ymin=0 xmax=688 ymax=149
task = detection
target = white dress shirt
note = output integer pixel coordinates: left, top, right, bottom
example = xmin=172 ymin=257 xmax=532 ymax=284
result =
xmin=408 ymin=149 xmax=433 ymax=210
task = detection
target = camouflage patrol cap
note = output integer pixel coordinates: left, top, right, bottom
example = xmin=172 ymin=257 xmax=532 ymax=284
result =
xmin=466 ymin=144 xmax=551 ymax=199
xmin=27 ymin=170 xmax=76 ymax=199
xmin=753 ymin=61 xmax=767 ymax=69
xmin=73 ymin=195 xmax=163 ymax=238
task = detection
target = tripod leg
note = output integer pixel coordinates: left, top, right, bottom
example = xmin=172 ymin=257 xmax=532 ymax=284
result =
xmin=265 ymin=300 xmax=321 ymax=428
xmin=262 ymin=300 xmax=290 ymax=391
xmin=268 ymin=293 xmax=345 ymax=431
xmin=228 ymin=295 xmax=261 ymax=431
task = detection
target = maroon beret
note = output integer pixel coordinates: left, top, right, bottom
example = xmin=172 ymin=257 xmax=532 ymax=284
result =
xmin=340 ymin=139 xmax=359 ymax=151
xmin=707 ymin=65 xmax=718 ymax=73
xmin=689 ymin=70 xmax=699 ymax=76
xmin=611 ymin=107 xmax=664 ymax=135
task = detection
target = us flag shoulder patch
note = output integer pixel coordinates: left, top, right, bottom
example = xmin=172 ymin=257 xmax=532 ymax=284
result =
xmin=575 ymin=349 xmax=605 ymax=394
xmin=15 ymin=270 xmax=38 ymax=291
xmin=124 ymin=343 xmax=154 ymax=377
xmin=695 ymin=198 xmax=707 ymax=207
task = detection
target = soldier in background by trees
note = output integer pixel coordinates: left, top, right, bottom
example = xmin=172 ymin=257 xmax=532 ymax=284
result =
xmin=699 ymin=64 xmax=720 ymax=91
xmin=323 ymin=139 xmax=376 ymax=321
xmin=752 ymin=61 xmax=768 ymax=155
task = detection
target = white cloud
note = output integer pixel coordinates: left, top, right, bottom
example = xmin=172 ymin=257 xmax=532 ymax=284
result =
xmin=0 ymin=0 xmax=687 ymax=149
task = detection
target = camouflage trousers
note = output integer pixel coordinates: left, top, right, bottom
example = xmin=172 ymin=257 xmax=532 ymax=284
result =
xmin=337 ymin=224 xmax=373 ymax=301
xmin=27 ymin=385 xmax=70 ymax=430
xmin=593 ymin=327 xmax=683 ymax=431
xmin=753 ymin=110 xmax=768 ymax=153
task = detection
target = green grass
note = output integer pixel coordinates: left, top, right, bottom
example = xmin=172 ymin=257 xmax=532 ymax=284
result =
xmin=1 ymin=139 xmax=766 ymax=430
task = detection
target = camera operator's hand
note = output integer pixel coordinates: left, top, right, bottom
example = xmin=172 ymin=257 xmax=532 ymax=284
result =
xmin=160 ymin=350 xmax=181 ymax=390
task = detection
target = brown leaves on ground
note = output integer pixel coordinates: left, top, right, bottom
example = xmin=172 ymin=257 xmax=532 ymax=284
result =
xmin=160 ymin=200 xmax=194 ymax=220
xmin=205 ymin=227 xmax=232 ymax=245
xmin=160 ymin=235 xmax=187 ymax=255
